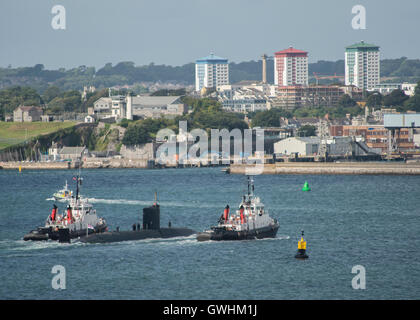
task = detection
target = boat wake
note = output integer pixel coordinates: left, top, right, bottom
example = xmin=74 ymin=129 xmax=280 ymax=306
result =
xmin=47 ymin=196 xmax=220 ymax=208
xmin=82 ymin=234 xmax=198 ymax=247
xmin=79 ymin=197 xmax=219 ymax=208
xmin=0 ymin=239 xmax=84 ymax=257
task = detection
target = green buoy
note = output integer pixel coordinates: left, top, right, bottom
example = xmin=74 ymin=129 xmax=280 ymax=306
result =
xmin=302 ymin=181 xmax=311 ymax=192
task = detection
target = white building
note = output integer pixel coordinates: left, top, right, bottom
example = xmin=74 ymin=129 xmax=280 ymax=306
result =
xmin=217 ymin=85 xmax=271 ymax=113
xmin=93 ymin=97 xmax=112 ymax=113
xmin=401 ymin=83 xmax=417 ymax=97
xmin=274 ymin=136 xmax=371 ymax=157
xmin=126 ymin=96 xmax=187 ymax=120
xmin=369 ymin=82 xmax=418 ymax=96
xmin=274 ymin=47 xmax=308 ymax=86
xmin=195 ymin=53 xmax=229 ymax=92
xmin=345 ymin=41 xmax=380 ymax=90
xmin=92 ymin=95 xmax=187 ymax=120
xmin=274 ymin=137 xmax=320 ymax=156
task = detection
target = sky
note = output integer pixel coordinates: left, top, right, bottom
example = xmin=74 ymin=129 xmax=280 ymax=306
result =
xmin=1 ymin=0 xmax=419 ymax=69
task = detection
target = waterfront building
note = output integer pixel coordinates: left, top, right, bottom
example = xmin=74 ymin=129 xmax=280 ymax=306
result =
xmin=274 ymin=47 xmax=308 ymax=86
xmin=195 ymin=53 xmax=229 ymax=92
xmin=330 ymin=124 xmax=415 ymax=153
xmin=345 ymin=41 xmax=380 ymax=90
xmin=274 ymin=136 xmax=370 ymax=157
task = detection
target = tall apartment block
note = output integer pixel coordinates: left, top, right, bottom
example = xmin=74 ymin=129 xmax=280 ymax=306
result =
xmin=345 ymin=41 xmax=380 ymax=90
xmin=195 ymin=53 xmax=229 ymax=92
xmin=274 ymin=47 xmax=308 ymax=86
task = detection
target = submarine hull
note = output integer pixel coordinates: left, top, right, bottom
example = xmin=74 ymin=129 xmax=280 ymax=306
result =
xmin=197 ymin=224 xmax=279 ymax=241
xmin=79 ymin=227 xmax=196 ymax=244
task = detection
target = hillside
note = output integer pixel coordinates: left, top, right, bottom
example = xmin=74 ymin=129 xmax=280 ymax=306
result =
xmin=0 ymin=122 xmax=77 ymax=150
xmin=1 ymin=57 xmax=420 ymax=92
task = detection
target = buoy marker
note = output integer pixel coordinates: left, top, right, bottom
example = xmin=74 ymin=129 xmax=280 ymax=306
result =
xmin=302 ymin=181 xmax=311 ymax=192
xmin=295 ymin=230 xmax=309 ymax=259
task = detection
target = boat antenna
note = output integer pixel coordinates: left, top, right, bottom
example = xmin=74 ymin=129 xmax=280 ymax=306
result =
xmin=154 ymin=191 xmax=158 ymax=206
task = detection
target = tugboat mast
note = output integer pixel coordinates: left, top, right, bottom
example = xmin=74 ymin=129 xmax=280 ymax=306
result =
xmin=247 ymin=175 xmax=255 ymax=198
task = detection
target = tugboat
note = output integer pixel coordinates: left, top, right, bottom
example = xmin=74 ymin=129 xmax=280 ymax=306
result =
xmin=53 ymin=180 xmax=73 ymax=201
xmin=197 ymin=176 xmax=279 ymax=241
xmin=23 ymin=175 xmax=107 ymax=242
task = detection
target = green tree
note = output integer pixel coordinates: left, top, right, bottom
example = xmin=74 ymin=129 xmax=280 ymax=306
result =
xmin=122 ymin=124 xmax=151 ymax=146
xmin=366 ymin=92 xmax=383 ymax=108
xmin=0 ymin=86 xmax=42 ymax=117
xmin=403 ymin=81 xmax=420 ymax=112
xmin=383 ymin=89 xmax=409 ymax=107
xmin=338 ymin=94 xmax=357 ymax=108
xmin=43 ymin=86 xmax=61 ymax=103
xmin=251 ymin=108 xmax=292 ymax=127
xmin=297 ymin=125 xmax=317 ymax=137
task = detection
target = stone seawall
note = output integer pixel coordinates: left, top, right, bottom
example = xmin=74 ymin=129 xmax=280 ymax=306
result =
xmin=229 ymin=162 xmax=420 ymax=175
xmin=0 ymin=159 xmax=149 ymax=170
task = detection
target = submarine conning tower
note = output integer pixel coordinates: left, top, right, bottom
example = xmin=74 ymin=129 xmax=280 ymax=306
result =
xmin=143 ymin=203 xmax=160 ymax=230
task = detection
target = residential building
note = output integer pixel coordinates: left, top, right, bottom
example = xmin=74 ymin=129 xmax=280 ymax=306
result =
xmin=274 ymin=47 xmax=308 ymax=86
xmin=401 ymin=83 xmax=417 ymax=97
xmin=93 ymin=97 xmax=112 ymax=114
xmin=195 ymin=53 xmax=229 ymax=92
xmin=13 ymin=106 xmax=43 ymax=122
xmin=274 ymin=85 xmax=344 ymax=110
xmin=217 ymin=86 xmax=269 ymax=113
xmin=345 ymin=41 xmax=380 ymax=90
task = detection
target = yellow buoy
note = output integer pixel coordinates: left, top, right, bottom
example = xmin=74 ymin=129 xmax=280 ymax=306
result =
xmin=19 ymin=166 xmax=22 ymax=173
xmin=295 ymin=230 xmax=309 ymax=259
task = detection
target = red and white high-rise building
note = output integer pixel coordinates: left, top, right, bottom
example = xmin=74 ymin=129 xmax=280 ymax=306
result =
xmin=274 ymin=47 xmax=308 ymax=86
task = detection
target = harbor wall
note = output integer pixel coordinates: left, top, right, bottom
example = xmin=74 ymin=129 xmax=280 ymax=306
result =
xmin=229 ymin=162 xmax=420 ymax=175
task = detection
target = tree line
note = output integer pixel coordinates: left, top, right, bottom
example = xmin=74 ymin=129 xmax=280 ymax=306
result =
xmin=2 ymin=57 xmax=420 ymax=92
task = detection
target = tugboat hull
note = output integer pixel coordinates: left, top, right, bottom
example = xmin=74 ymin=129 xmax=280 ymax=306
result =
xmin=23 ymin=225 xmax=107 ymax=241
xmin=197 ymin=224 xmax=279 ymax=241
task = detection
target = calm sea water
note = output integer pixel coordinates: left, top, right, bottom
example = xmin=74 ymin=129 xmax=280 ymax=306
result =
xmin=0 ymin=167 xmax=419 ymax=300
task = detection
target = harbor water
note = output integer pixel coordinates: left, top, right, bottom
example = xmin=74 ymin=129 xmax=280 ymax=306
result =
xmin=0 ymin=167 xmax=419 ymax=299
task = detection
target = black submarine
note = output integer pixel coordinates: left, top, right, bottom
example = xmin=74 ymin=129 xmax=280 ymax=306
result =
xmin=80 ymin=199 xmax=196 ymax=244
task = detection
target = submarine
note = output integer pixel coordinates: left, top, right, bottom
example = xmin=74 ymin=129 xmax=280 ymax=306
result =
xmin=80 ymin=199 xmax=196 ymax=244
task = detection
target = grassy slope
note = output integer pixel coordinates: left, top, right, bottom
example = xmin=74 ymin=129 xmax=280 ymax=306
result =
xmin=0 ymin=122 xmax=77 ymax=149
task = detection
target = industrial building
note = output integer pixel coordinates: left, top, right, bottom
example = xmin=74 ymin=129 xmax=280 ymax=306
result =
xmin=330 ymin=124 xmax=415 ymax=154
xmin=274 ymin=136 xmax=374 ymax=158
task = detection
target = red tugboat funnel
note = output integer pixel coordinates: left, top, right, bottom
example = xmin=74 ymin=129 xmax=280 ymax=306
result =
xmin=240 ymin=207 xmax=245 ymax=224
xmin=224 ymin=205 xmax=230 ymax=221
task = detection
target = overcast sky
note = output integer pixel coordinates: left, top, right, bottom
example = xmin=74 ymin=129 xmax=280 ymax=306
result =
xmin=1 ymin=0 xmax=419 ymax=69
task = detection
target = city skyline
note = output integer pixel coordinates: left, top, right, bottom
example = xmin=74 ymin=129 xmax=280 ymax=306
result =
xmin=1 ymin=0 xmax=420 ymax=69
